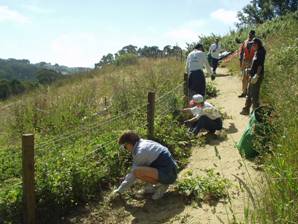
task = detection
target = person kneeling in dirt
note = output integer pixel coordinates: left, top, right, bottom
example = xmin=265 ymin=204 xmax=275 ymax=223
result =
xmin=112 ymin=131 xmax=178 ymax=200
xmin=182 ymin=94 xmax=223 ymax=136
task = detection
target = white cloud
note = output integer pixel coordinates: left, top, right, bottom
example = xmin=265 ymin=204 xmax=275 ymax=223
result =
xmin=0 ymin=5 xmax=29 ymax=23
xmin=164 ymin=20 xmax=209 ymax=47
xmin=22 ymin=4 xmax=54 ymax=14
xmin=211 ymin=9 xmax=238 ymax=24
xmin=50 ymin=33 xmax=101 ymax=67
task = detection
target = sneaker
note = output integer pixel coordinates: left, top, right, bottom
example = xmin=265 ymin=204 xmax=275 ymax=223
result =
xmin=152 ymin=184 xmax=169 ymax=200
xmin=240 ymin=108 xmax=250 ymax=115
xmin=137 ymin=184 xmax=155 ymax=194
xmin=238 ymin=93 xmax=246 ymax=98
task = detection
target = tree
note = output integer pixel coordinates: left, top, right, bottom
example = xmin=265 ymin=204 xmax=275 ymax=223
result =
xmin=9 ymin=79 xmax=25 ymax=95
xmin=163 ymin=45 xmax=173 ymax=56
xmin=36 ymin=69 xmax=62 ymax=85
xmin=114 ymin=53 xmax=138 ymax=66
xmin=272 ymin=0 xmax=298 ymax=15
xmin=172 ymin=46 xmax=183 ymax=56
xmin=138 ymin=46 xmax=161 ymax=57
xmin=95 ymin=53 xmax=114 ymax=68
xmin=118 ymin=45 xmax=138 ymax=55
xmin=0 ymin=80 xmax=11 ymax=100
xmin=237 ymin=0 xmax=297 ymax=26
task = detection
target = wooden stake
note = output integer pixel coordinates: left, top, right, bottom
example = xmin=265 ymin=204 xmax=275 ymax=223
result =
xmin=22 ymin=134 xmax=36 ymax=224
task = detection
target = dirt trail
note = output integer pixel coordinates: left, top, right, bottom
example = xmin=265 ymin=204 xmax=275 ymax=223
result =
xmin=170 ymin=68 xmax=261 ymax=224
xmin=68 ymin=68 xmax=261 ymax=224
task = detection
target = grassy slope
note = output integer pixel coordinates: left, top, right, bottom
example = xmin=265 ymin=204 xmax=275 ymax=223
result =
xmin=224 ymin=12 xmax=298 ymax=223
xmin=0 ymin=58 xmax=197 ymax=223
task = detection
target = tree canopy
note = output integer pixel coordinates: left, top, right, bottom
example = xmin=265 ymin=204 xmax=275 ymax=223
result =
xmin=95 ymin=45 xmax=183 ymax=68
xmin=237 ymin=0 xmax=297 ymax=26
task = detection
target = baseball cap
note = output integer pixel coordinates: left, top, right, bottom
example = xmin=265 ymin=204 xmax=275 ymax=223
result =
xmin=192 ymin=94 xmax=204 ymax=103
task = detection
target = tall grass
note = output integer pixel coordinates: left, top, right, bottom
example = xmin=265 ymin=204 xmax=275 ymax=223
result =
xmin=225 ymin=12 xmax=298 ymax=223
xmin=0 ymin=58 xmax=195 ymax=223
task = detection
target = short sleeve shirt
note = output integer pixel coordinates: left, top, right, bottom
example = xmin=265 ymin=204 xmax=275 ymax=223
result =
xmin=190 ymin=102 xmax=221 ymax=120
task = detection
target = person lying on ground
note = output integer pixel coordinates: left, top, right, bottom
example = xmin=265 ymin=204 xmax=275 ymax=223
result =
xmin=112 ymin=131 xmax=178 ymax=200
xmin=182 ymin=94 xmax=223 ymax=136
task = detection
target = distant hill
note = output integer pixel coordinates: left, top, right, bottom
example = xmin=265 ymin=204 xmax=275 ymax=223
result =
xmin=0 ymin=58 xmax=91 ymax=81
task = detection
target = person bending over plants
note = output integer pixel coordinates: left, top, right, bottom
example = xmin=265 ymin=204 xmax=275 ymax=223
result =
xmin=112 ymin=131 xmax=178 ymax=200
xmin=182 ymin=94 xmax=223 ymax=136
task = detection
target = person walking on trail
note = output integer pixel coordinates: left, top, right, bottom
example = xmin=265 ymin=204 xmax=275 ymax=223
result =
xmin=240 ymin=38 xmax=266 ymax=115
xmin=185 ymin=43 xmax=212 ymax=100
xmin=208 ymin=38 xmax=221 ymax=76
xmin=182 ymin=94 xmax=223 ymax=135
xmin=238 ymin=30 xmax=256 ymax=98
xmin=112 ymin=131 xmax=178 ymax=200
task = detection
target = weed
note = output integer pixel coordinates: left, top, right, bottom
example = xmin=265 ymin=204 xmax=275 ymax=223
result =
xmin=176 ymin=169 xmax=231 ymax=205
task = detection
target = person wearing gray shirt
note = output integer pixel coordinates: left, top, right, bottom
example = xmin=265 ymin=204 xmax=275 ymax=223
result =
xmin=113 ymin=131 xmax=177 ymax=200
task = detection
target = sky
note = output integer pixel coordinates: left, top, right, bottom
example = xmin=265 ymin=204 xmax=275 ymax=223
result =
xmin=0 ymin=0 xmax=250 ymax=67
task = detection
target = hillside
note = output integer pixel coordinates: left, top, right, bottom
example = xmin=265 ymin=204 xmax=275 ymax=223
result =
xmin=0 ymin=58 xmax=91 ymax=81
xmin=66 ymin=12 xmax=298 ymax=224
xmin=0 ymin=12 xmax=297 ymax=224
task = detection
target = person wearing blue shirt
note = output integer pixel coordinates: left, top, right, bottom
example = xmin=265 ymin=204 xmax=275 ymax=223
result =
xmin=112 ymin=131 xmax=178 ymax=200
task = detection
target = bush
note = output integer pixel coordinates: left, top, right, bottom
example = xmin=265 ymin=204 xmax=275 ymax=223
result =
xmin=115 ymin=53 xmax=138 ymax=66
xmin=206 ymin=81 xmax=219 ymax=99
xmin=176 ymin=169 xmax=231 ymax=204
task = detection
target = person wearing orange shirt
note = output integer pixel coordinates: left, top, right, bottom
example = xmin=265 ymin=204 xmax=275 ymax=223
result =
xmin=238 ymin=30 xmax=256 ymax=98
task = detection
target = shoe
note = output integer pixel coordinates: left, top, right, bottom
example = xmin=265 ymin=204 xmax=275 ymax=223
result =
xmin=152 ymin=184 xmax=169 ymax=200
xmin=211 ymin=74 xmax=216 ymax=81
xmin=137 ymin=184 xmax=155 ymax=194
xmin=238 ymin=93 xmax=246 ymax=98
xmin=240 ymin=108 xmax=250 ymax=115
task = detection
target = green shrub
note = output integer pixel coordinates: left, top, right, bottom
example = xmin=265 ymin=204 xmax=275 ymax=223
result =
xmin=176 ymin=169 xmax=231 ymax=204
xmin=206 ymin=81 xmax=219 ymax=99
xmin=115 ymin=53 xmax=138 ymax=66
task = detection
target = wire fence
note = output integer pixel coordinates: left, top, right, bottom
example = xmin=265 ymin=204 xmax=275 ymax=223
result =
xmin=34 ymin=81 xmax=184 ymax=152
xmin=0 ymin=78 xmax=187 ymax=224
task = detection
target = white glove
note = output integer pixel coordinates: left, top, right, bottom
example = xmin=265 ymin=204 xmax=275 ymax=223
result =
xmin=113 ymin=189 xmax=120 ymax=194
xmin=110 ymin=188 xmax=121 ymax=200
xmin=250 ymin=74 xmax=259 ymax=84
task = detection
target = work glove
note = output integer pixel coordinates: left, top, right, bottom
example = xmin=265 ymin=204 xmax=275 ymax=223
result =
xmin=110 ymin=188 xmax=122 ymax=200
xmin=245 ymin=68 xmax=251 ymax=76
xmin=250 ymin=74 xmax=259 ymax=84
xmin=184 ymin=120 xmax=190 ymax=125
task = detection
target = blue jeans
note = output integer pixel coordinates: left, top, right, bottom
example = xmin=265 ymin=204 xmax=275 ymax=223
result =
xmin=191 ymin=116 xmax=223 ymax=135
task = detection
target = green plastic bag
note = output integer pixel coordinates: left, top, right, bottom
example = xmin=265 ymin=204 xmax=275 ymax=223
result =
xmin=236 ymin=106 xmax=274 ymax=158
xmin=236 ymin=112 xmax=259 ymax=158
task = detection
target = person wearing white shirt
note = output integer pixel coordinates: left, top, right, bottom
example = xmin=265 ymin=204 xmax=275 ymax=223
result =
xmin=182 ymin=94 xmax=222 ymax=135
xmin=185 ymin=43 xmax=212 ymax=99
xmin=208 ymin=38 xmax=221 ymax=75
